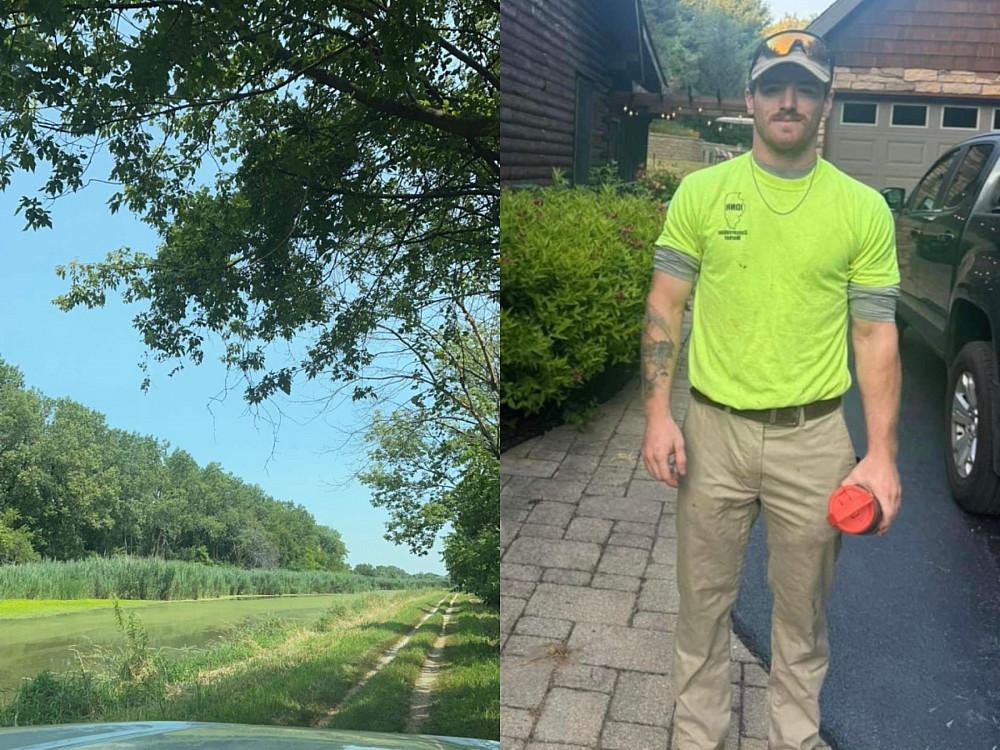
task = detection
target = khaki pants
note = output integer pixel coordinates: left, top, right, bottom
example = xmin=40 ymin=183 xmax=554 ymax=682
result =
xmin=671 ymin=395 xmax=856 ymax=750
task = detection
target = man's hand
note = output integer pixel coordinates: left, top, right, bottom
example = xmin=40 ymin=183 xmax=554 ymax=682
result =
xmin=841 ymin=454 xmax=901 ymax=536
xmin=642 ymin=416 xmax=687 ymax=487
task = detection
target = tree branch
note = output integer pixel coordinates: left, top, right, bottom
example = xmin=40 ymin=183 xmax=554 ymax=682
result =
xmin=429 ymin=29 xmax=499 ymax=90
xmin=273 ymin=46 xmax=495 ymax=139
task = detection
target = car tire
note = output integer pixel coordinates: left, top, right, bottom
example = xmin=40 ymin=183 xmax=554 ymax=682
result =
xmin=944 ymin=341 xmax=1000 ymax=515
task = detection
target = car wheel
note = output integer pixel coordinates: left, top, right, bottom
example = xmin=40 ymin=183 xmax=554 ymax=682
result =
xmin=944 ymin=341 xmax=1000 ymax=514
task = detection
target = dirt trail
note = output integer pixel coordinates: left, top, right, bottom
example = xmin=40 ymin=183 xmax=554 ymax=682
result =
xmin=404 ymin=593 xmax=460 ymax=734
xmin=312 ymin=593 xmax=451 ymax=728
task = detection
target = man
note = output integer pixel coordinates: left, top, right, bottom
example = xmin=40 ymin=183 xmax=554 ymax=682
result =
xmin=640 ymin=30 xmax=902 ymax=750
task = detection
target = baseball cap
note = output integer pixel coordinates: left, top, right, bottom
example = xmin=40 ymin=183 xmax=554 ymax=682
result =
xmin=749 ymin=30 xmax=833 ymax=86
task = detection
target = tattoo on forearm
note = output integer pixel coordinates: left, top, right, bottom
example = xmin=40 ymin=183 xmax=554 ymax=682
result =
xmin=642 ymin=306 xmax=676 ymax=401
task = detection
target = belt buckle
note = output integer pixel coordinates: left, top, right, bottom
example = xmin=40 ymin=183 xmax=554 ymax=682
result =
xmin=768 ymin=406 xmax=802 ymax=426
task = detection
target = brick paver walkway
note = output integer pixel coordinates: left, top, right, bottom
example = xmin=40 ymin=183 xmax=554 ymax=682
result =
xmin=499 ymin=312 xmax=832 ymax=750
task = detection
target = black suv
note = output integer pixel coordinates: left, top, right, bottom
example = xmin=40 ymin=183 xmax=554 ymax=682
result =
xmin=882 ymin=133 xmax=1000 ymax=515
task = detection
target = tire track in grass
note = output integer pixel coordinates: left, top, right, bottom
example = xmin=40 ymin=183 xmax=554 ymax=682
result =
xmin=174 ymin=591 xmax=424 ymax=689
xmin=137 ymin=591 xmax=448 ymax=727
xmin=312 ymin=594 xmax=451 ymax=728
xmin=405 ymin=593 xmax=460 ymax=734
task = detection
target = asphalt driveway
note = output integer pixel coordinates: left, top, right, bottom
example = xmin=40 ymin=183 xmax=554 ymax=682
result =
xmin=734 ymin=328 xmax=1000 ymax=750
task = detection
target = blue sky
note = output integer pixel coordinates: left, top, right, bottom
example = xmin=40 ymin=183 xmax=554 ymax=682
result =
xmin=0 ymin=148 xmax=449 ymax=576
xmin=766 ymin=0 xmax=832 ymax=22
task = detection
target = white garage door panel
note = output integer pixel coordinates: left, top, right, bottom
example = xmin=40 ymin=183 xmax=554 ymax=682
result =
xmin=936 ymin=141 xmax=959 ymax=158
xmin=886 ymin=140 xmax=927 ymax=167
xmin=825 ymin=98 xmax=993 ymax=193
xmin=837 ymin=138 xmax=876 ymax=161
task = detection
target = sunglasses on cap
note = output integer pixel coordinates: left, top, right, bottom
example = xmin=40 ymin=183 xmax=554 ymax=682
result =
xmin=750 ymin=30 xmax=833 ymax=81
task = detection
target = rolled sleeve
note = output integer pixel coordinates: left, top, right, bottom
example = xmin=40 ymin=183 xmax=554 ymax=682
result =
xmin=849 ymin=283 xmax=899 ymax=322
xmin=654 ymin=245 xmax=700 ymax=281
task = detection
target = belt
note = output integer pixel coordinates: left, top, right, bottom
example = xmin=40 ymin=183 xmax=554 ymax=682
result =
xmin=690 ymin=386 xmax=841 ymax=426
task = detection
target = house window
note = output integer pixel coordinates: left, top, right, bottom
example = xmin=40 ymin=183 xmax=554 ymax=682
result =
xmin=573 ymin=75 xmax=594 ymax=185
xmin=891 ymin=104 xmax=927 ymax=127
xmin=994 ymin=108 xmax=1000 ymax=130
xmin=841 ymin=102 xmax=877 ymax=125
xmin=942 ymin=106 xmax=978 ymax=129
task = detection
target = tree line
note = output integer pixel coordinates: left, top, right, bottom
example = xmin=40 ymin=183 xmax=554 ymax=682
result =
xmin=646 ymin=0 xmax=816 ymax=99
xmin=0 ymin=358 xmax=353 ymax=572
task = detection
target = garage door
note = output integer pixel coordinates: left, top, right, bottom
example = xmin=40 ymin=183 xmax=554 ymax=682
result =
xmin=824 ymin=98 xmax=999 ymax=193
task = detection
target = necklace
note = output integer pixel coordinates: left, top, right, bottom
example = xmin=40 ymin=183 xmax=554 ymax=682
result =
xmin=750 ymin=155 xmax=819 ymax=216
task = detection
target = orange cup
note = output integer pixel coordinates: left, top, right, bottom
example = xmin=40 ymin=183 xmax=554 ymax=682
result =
xmin=827 ymin=484 xmax=882 ymax=535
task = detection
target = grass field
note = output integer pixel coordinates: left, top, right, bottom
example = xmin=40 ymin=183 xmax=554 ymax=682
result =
xmin=134 ymin=592 xmax=449 ymax=727
xmin=0 ymin=589 xmax=500 ymax=740
xmin=0 ymin=591 xmax=399 ymax=694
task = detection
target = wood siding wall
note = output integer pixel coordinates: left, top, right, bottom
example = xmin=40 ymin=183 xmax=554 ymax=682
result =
xmin=826 ymin=0 xmax=1000 ymax=73
xmin=500 ymin=0 xmax=615 ymax=185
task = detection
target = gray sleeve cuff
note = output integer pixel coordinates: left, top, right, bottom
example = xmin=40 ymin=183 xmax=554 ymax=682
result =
xmin=849 ymin=283 xmax=899 ymax=322
xmin=654 ymin=245 xmax=699 ymax=281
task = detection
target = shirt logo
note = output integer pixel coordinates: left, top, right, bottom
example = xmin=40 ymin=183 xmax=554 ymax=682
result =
xmin=719 ymin=192 xmax=748 ymax=241
xmin=724 ymin=193 xmax=745 ymax=228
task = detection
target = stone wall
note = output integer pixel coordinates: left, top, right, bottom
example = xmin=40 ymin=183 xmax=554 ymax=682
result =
xmin=647 ymin=133 xmax=702 ymax=164
xmin=832 ymin=66 xmax=1000 ymax=96
xmin=646 ymin=133 xmax=746 ymax=169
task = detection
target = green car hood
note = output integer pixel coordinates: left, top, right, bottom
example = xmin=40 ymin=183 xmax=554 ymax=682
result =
xmin=0 ymin=722 xmax=500 ymax=750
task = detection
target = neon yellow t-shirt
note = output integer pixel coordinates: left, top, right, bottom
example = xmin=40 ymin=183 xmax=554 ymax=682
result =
xmin=654 ymin=152 xmax=900 ymax=409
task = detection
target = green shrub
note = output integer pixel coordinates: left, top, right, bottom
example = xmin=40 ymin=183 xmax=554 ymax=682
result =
xmin=0 ymin=510 xmax=40 ymax=565
xmin=633 ymin=167 xmax=682 ymax=206
xmin=501 ymin=178 xmax=663 ymax=419
xmin=0 ymin=668 xmax=111 ymax=725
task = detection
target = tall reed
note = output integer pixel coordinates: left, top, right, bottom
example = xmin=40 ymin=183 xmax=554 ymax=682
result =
xmin=0 ymin=557 xmax=444 ymax=600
